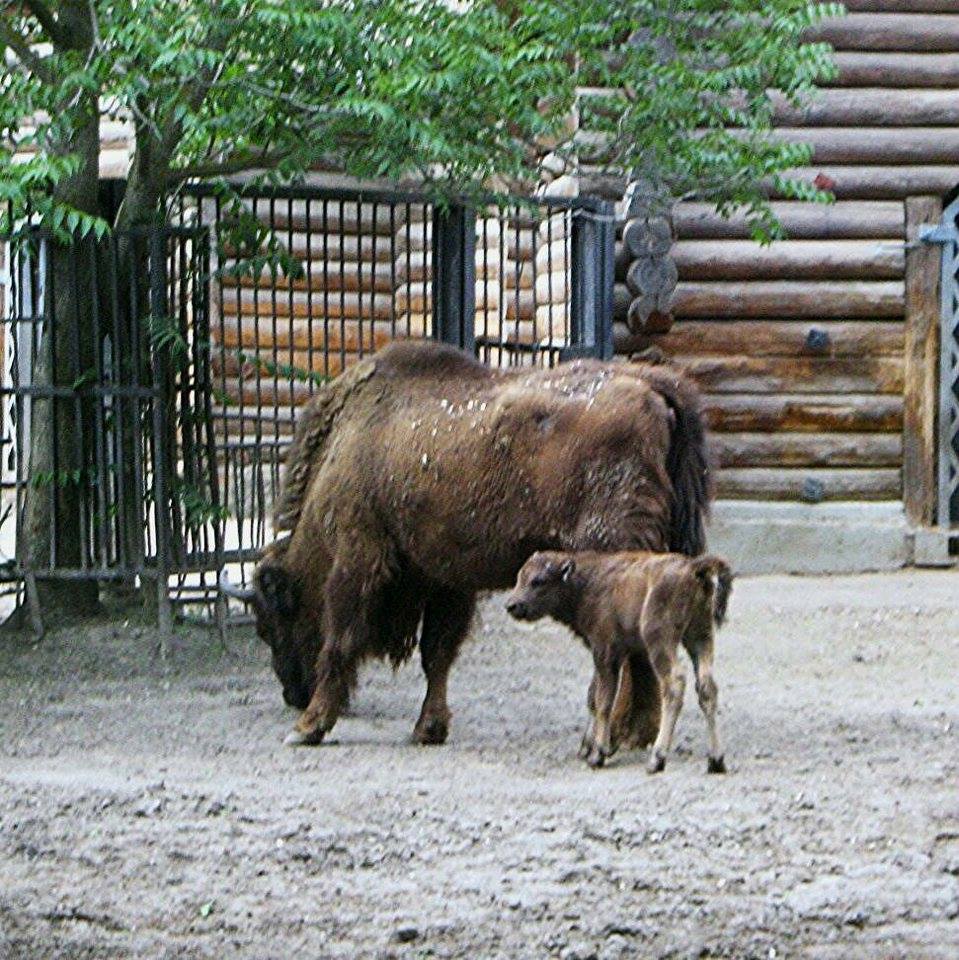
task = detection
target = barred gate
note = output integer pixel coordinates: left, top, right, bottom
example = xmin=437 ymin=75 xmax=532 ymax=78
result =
xmin=1 ymin=184 xmax=614 ymax=632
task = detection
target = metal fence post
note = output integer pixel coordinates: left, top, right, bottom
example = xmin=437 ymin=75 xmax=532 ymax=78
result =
xmin=564 ymin=200 xmax=614 ymax=361
xmin=431 ymin=203 xmax=476 ymax=353
xmin=596 ymin=200 xmax=615 ymax=360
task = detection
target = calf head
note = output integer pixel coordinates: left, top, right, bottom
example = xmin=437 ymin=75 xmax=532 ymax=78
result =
xmin=251 ymin=562 xmax=314 ymax=709
xmin=505 ymin=551 xmax=576 ymax=622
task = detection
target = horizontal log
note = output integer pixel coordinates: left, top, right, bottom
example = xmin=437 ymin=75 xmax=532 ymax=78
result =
xmin=672 ymin=354 xmax=904 ymax=394
xmin=673 ymin=281 xmax=904 ymax=318
xmin=711 ymin=432 xmax=903 ymax=468
xmin=780 ymin=165 xmax=959 ymax=200
xmin=715 ymin=467 xmax=901 ymax=501
xmin=830 ymin=51 xmax=959 ymax=87
xmin=808 ymin=14 xmax=959 ymax=52
xmin=534 ymin=270 xmax=572 ymax=304
xmin=774 ymin=127 xmax=959 ymax=164
xmin=843 ymin=1 xmax=959 ymax=11
xmin=217 ymin=288 xmax=395 ymax=320
xmin=222 ymin=259 xmax=396 ymax=294
xmin=214 ymin=316 xmax=419 ymax=353
xmin=394 ymin=284 xmax=506 ymax=314
xmin=223 ymin=231 xmax=397 ymax=263
xmin=703 ymin=393 xmax=903 ymax=433
xmin=219 ymin=375 xmax=333 ymax=408
xmin=673 ymin=201 xmax=904 ymax=240
xmin=614 ymin=320 xmax=905 ymax=358
xmin=773 ymin=88 xmax=959 ymax=126
xmin=672 ymin=240 xmax=904 ymax=281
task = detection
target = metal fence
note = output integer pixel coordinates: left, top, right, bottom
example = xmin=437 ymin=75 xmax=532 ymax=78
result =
xmin=1 ymin=182 xmax=614 ymax=631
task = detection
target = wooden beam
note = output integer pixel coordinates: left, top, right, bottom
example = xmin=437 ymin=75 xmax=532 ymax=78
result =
xmin=673 ymin=201 xmax=904 ymax=240
xmin=672 ymin=355 xmax=904 ymax=394
xmin=614 ymin=320 xmax=905 ymax=357
xmin=672 ymin=239 xmax=904 ymax=281
xmin=829 ymin=52 xmax=959 ymax=88
xmin=716 ymin=467 xmax=901 ymax=500
xmin=902 ymin=195 xmax=942 ymax=525
xmin=774 ymin=127 xmax=959 ymax=164
xmin=780 ymin=166 xmax=959 ymax=201
xmin=711 ymin=432 xmax=902 ymax=468
xmin=673 ymin=281 xmax=904 ymax=318
xmin=807 ymin=14 xmax=959 ymax=52
xmin=703 ymin=394 xmax=903 ymax=433
xmin=772 ymin=89 xmax=959 ymax=127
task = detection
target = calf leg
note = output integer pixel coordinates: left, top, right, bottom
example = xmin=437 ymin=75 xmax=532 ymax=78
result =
xmin=584 ymin=649 xmax=621 ymax=769
xmin=685 ymin=630 xmax=725 ymax=774
xmin=286 ymin=562 xmax=376 ymax=745
xmin=645 ymin=641 xmax=686 ymax=774
xmin=615 ymin=650 xmax=661 ymax=751
xmin=413 ymin=589 xmax=475 ymax=745
xmin=578 ymin=675 xmax=597 ymax=760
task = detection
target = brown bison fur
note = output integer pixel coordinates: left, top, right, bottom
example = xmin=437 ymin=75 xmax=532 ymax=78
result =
xmin=506 ymin=550 xmax=732 ymax=772
xmin=251 ymin=340 xmax=712 ymax=747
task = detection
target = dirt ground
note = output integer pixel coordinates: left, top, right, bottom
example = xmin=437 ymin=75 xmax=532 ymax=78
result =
xmin=1 ymin=571 xmax=957 ymax=960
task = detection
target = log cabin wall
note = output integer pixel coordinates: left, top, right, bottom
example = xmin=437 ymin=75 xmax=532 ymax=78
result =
xmin=611 ymin=1 xmax=958 ymax=512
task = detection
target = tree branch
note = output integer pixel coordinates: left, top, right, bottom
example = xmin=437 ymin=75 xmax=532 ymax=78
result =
xmin=24 ymin=0 xmax=66 ymax=46
xmin=0 ymin=17 xmax=55 ymax=81
xmin=167 ymin=148 xmax=349 ymax=184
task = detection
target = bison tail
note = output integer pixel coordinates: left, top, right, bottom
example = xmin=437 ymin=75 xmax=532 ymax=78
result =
xmin=644 ymin=368 xmax=713 ymax=556
xmin=692 ymin=556 xmax=733 ymax=628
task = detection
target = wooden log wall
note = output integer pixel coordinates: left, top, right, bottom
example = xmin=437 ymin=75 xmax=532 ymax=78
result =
xmin=613 ymin=2 xmax=959 ymax=504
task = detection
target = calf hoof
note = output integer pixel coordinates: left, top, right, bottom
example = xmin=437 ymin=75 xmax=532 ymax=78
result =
xmin=412 ymin=715 xmax=449 ymax=746
xmin=707 ymin=755 xmax=727 ymax=775
xmin=284 ymin=726 xmax=326 ymax=747
xmin=645 ymin=751 xmax=666 ymax=775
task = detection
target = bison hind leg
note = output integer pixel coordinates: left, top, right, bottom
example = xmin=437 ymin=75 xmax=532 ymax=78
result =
xmin=611 ymin=650 xmax=661 ymax=751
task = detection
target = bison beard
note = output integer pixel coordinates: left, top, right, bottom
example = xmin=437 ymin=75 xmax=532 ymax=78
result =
xmin=250 ymin=340 xmax=712 ymax=748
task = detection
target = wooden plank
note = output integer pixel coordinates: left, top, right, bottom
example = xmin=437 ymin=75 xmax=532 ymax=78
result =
xmin=614 ymin=320 xmax=905 ymax=357
xmin=772 ymin=89 xmax=959 ymax=126
xmin=808 ymin=14 xmax=959 ymax=52
xmin=672 ymin=240 xmax=904 ymax=281
xmin=773 ymin=127 xmax=959 ymax=164
xmin=780 ymin=165 xmax=959 ymax=200
xmin=703 ymin=394 xmax=903 ymax=433
xmin=672 ymin=355 xmax=904 ymax=394
xmin=902 ymin=196 xmax=942 ymax=525
xmin=673 ymin=201 xmax=904 ymax=240
xmin=711 ymin=433 xmax=903 ymax=468
xmin=673 ymin=281 xmax=904 ymax=318
xmin=829 ymin=52 xmax=959 ymax=88
xmin=716 ymin=467 xmax=901 ymax=500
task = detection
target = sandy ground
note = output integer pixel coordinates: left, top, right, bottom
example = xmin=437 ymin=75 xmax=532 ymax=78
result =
xmin=1 ymin=571 xmax=958 ymax=960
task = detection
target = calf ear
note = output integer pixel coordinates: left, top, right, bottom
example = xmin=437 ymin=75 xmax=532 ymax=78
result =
xmin=560 ymin=558 xmax=576 ymax=582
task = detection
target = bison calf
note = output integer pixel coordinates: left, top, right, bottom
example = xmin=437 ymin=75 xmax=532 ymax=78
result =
xmin=506 ymin=550 xmax=732 ymax=773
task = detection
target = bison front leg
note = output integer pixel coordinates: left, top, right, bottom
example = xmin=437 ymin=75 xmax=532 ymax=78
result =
xmin=286 ymin=562 xmax=371 ymax=746
xmin=413 ymin=589 xmax=475 ymax=745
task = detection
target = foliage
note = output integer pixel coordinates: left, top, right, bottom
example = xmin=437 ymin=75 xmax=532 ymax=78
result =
xmin=0 ymin=1 xmax=841 ymax=240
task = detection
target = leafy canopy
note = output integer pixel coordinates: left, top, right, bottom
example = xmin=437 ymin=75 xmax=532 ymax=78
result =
xmin=1 ymin=0 xmax=842 ymax=240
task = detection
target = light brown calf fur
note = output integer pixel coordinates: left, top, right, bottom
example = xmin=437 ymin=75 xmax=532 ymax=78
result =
xmin=506 ymin=550 xmax=732 ymax=773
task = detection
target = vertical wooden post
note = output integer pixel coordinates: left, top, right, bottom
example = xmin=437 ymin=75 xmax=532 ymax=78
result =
xmin=903 ymin=196 xmax=942 ymax=526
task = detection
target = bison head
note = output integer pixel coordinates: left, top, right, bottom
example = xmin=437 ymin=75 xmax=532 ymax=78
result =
xmin=251 ymin=562 xmax=314 ymax=709
xmin=505 ymin=551 xmax=576 ymax=622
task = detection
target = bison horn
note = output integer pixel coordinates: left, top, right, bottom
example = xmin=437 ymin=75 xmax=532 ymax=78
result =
xmin=218 ymin=571 xmax=255 ymax=603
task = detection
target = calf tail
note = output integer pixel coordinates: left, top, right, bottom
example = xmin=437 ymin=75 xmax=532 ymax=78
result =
xmin=692 ymin=555 xmax=733 ymax=628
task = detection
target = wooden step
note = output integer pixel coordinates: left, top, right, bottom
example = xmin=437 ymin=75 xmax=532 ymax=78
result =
xmin=829 ymin=51 xmax=959 ymax=87
xmin=673 ymin=281 xmax=904 ymax=319
xmin=703 ymin=393 xmax=903 ymax=433
xmin=615 ymin=320 xmax=905 ymax=358
xmin=808 ymin=14 xmax=959 ymax=52
xmin=673 ymin=202 xmax=904 ymax=240
xmin=673 ymin=354 xmax=904 ymax=394
xmin=672 ymin=240 xmax=903 ymax=281
xmin=716 ymin=467 xmax=900 ymax=500
xmin=711 ymin=432 xmax=902 ymax=469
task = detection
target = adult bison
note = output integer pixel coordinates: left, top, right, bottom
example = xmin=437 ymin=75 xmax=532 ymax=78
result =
xmin=249 ymin=339 xmax=712 ymax=749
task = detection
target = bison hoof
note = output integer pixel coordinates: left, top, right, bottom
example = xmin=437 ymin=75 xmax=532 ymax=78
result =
xmin=585 ymin=746 xmax=607 ymax=769
xmin=413 ymin=716 xmax=449 ymax=746
xmin=284 ymin=726 xmax=326 ymax=747
xmin=645 ymin=751 xmax=666 ymax=775
xmin=707 ymin=755 xmax=727 ymax=775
